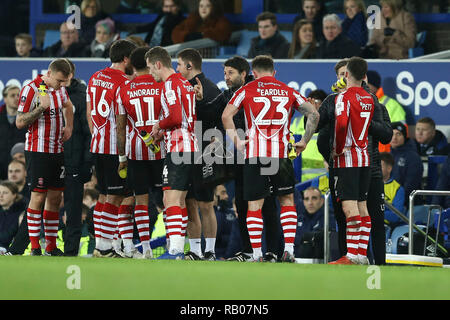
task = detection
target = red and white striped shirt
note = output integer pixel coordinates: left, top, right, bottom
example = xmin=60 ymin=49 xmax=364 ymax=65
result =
xmin=333 ymin=87 xmax=374 ymax=168
xmin=229 ymin=76 xmax=307 ymax=159
xmin=18 ymin=75 xmax=68 ymax=154
xmin=117 ymin=74 xmax=166 ymax=160
xmin=87 ymin=67 xmax=129 ymax=155
xmin=159 ymin=73 xmax=198 ymax=153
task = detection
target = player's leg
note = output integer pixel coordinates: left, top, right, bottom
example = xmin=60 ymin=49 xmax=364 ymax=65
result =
xmin=366 ymin=177 xmax=386 ymax=265
xmin=43 ymin=189 xmax=63 ymax=255
xmin=185 ymin=196 xmax=203 ymax=259
xmin=199 ymin=200 xmax=217 ymax=260
xmin=26 ymin=191 xmax=46 ymax=254
xmin=356 ymin=167 xmax=372 ymax=264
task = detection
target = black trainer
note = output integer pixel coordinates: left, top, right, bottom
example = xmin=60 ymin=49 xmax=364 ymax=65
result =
xmin=281 ymin=251 xmax=295 ymax=263
xmin=203 ymin=251 xmax=216 ymax=261
xmin=263 ymin=252 xmax=278 ymax=263
xmin=45 ymin=248 xmax=64 ymax=256
xmin=227 ymin=252 xmax=252 ymax=262
xmin=30 ymin=248 xmax=42 ymax=256
xmin=184 ymin=251 xmax=203 ymax=261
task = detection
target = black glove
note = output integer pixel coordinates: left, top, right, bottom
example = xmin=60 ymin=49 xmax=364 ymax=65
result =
xmin=384 ymin=27 xmax=395 ymax=36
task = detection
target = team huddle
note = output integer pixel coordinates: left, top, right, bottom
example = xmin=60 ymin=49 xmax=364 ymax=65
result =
xmin=18 ymin=38 xmax=378 ymax=264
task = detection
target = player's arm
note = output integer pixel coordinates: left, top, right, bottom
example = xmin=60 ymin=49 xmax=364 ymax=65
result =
xmin=16 ymin=91 xmax=51 ymax=129
xmin=222 ymin=103 xmax=247 ymax=151
xmin=62 ymin=98 xmax=74 ymax=142
xmin=334 ymin=99 xmax=350 ymax=155
xmin=116 ymin=113 xmax=127 ymax=173
xmin=86 ymin=100 xmax=94 ymax=134
xmin=152 ymin=88 xmax=182 ymax=136
xmin=294 ymin=100 xmax=320 ymax=154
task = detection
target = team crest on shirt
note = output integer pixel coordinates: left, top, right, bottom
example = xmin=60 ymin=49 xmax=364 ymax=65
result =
xmin=38 ymin=177 xmax=44 ymax=187
xmin=165 ymin=89 xmax=176 ymax=105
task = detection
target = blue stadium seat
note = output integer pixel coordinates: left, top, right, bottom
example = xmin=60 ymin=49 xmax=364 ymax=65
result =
xmin=390 ymin=224 xmax=426 ymax=254
xmin=408 ymin=31 xmax=427 ymax=58
xmin=43 ymin=30 xmax=60 ymax=49
xmin=235 ymin=29 xmax=258 ymax=57
xmin=280 ymin=31 xmax=293 ymax=43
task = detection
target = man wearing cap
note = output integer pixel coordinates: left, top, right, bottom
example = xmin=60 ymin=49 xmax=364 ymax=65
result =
xmin=366 ymin=70 xmax=406 ymax=124
xmin=390 ymin=121 xmax=423 ymax=206
xmin=0 ymin=85 xmax=27 ymax=180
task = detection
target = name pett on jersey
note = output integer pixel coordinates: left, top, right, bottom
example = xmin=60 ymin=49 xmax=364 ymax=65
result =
xmin=87 ymin=67 xmax=129 ymax=155
xmin=117 ymin=74 xmax=166 ymax=160
xmin=159 ymin=72 xmax=198 ymax=153
xmin=333 ymin=87 xmax=375 ymax=168
xmin=18 ymin=75 xmax=68 ymax=154
xmin=228 ymin=76 xmax=307 ymax=159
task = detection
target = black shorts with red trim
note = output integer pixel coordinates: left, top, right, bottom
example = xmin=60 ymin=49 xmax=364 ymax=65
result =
xmin=25 ymin=151 xmax=65 ymax=193
xmin=128 ymin=158 xmax=164 ymax=196
xmin=162 ymin=152 xmax=195 ymax=192
xmin=332 ymin=167 xmax=371 ymax=201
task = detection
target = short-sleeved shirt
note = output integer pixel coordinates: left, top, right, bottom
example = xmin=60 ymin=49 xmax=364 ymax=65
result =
xmin=18 ymin=75 xmax=68 ymax=154
xmin=117 ymin=74 xmax=166 ymax=161
xmin=87 ymin=67 xmax=129 ymax=155
xmin=333 ymin=87 xmax=375 ymax=168
xmin=159 ymin=72 xmax=198 ymax=153
xmin=228 ymin=76 xmax=307 ymax=159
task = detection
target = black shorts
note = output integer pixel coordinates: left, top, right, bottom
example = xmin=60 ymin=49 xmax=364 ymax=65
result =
xmin=243 ymin=157 xmax=296 ymax=201
xmin=332 ymin=167 xmax=371 ymax=201
xmin=162 ymin=152 xmax=195 ymax=191
xmin=94 ymin=153 xmax=128 ymax=196
xmin=186 ymin=164 xmax=214 ymax=202
xmin=25 ymin=151 xmax=65 ymax=192
xmin=128 ymin=159 xmax=164 ymax=196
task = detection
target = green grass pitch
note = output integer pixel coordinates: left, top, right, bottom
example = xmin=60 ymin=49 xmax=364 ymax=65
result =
xmin=0 ymin=256 xmax=449 ymax=300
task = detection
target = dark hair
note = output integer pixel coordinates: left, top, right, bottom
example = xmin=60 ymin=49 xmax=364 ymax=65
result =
xmin=15 ymin=33 xmax=32 ymax=45
xmin=48 ymin=58 xmax=72 ymax=77
xmin=0 ymin=180 xmax=22 ymax=204
xmin=192 ymin=0 xmax=224 ymax=22
xmin=8 ymin=159 xmax=26 ymax=170
xmin=130 ymin=46 xmax=150 ymax=71
xmin=417 ymin=117 xmax=436 ymax=130
xmin=224 ymin=56 xmax=250 ymax=76
xmin=257 ymin=11 xmax=277 ymax=25
xmin=308 ymin=89 xmax=327 ymax=101
xmin=346 ymin=56 xmax=367 ymax=81
xmin=109 ymin=39 xmax=137 ymax=63
xmin=252 ymin=55 xmax=274 ymax=73
xmin=334 ymin=59 xmax=348 ymax=76
xmin=63 ymin=58 xmax=75 ymax=75
xmin=177 ymin=48 xmax=202 ymax=71
xmin=288 ymin=19 xmax=316 ymax=59
xmin=380 ymin=152 xmax=394 ymax=167
xmin=145 ymin=46 xmax=172 ymax=68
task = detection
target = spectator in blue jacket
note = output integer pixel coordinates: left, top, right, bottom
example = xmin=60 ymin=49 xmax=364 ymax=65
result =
xmin=342 ymin=0 xmax=368 ymax=47
xmin=432 ymin=154 xmax=450 ymax=210
xmin=390 ymin=122 xmax=423 ymax=206
xmin=414 ymin=117 xmax=450 ymax=157
xmin=380 ymin=152 xmax=405 ymax=226
xmin=294 ymin=187 xmax=335 ymax=258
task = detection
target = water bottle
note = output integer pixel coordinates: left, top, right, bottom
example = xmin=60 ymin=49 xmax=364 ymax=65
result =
xmin=140 ymin=130 xmax=160 ymax=153
xmin=386 ymin=239 xmax=392 ymax=254
xmin=288 ymin=136 xmax=297 ymax=160
xmin=38 ymin=81 xmax=47 ymax=96
xmin=119 ymin=167 xmax=127 ymax=179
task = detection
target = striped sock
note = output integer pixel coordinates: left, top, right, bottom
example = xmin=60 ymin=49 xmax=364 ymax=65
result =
xmin=247 ymin=209 xmax=263 ymax=258
xmin=134 ymin=205 xmax=150 ymax=243
xmin=165 ymin=206 xmax=183 ymax=254
xmin=43 ymin=210 xmax=59 ymax=252
xmin=181 ymin=207 xmax=188 ymax=237
xmin=118 ymin=205 xmax=134 ymax=241
xmin=358 ymin=215 xmax=372 ymax=258
xmin=27 ymin=208 xmax=42 ymax=250
xmin=93 ymin=202 xmax=104 ymax=242
xmin=280 ymin=206 xmax=297 ymax=255
xmin=162 ymin=209 xmax=170 ymax=250
xmin=346 ymin=215 xmax=361 ymax=261
xmin=101 ymin=202 xmax=119 ymax=250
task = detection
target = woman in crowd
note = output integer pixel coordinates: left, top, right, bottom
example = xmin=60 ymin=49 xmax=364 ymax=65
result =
xmin=342 ymin=0 xmax=368 ymax=47
xmin=171 ymin=0 xmax=232 ymax=44
xmin=288 ymin=19 xmax=317 ymax=59
xmin=87 ymin=18 xmax=119 ymax=58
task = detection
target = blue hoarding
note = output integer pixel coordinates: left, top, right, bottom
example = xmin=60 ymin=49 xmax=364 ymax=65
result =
xmin=0 ymin=58 xmax=449 ymax=125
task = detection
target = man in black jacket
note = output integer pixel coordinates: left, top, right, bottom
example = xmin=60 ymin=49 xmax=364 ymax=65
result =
xmin=248 ymin=12 xmax=290 ymax=59
xmin=44 ymin=23 xmax=87 ymax=58
xmin=131 ymin=0 xmax=185 ymax=47
xmin=315 ymin=61 xmax=392 ymax=265
xmin=194 ymin=56 xmax=283 ymax=262
xmin=62 ymin=59 xmax=93 ymax=256
xmin=0 ymin=85 xmax=27 ymax=180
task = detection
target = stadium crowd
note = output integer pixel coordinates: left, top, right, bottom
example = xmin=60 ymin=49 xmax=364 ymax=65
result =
xmin=0 ymin=0 xmax=449 ymax=264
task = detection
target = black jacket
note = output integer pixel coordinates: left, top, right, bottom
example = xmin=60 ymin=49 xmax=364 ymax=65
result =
xmin=315 ymin=83 xmax=392 ymax=178
xmin=63 ymin=78 xmax=92 ymax=181
xmin=248 ymin=31 xmax=290 ymax=59
xmin=133 ymin=12 xmax=185 ymax=47
xmin=0 ymin=197 xmax=27 ymax=248
xmin=414 ymin=129 xmax=450 ymax=156
xmin=316 ymin=33 xmax=361 ymax=59
xmin=44 ymin=40 xmax=88 ymax=58
xmin=0 ymin=105 xmax=27 ymax=179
